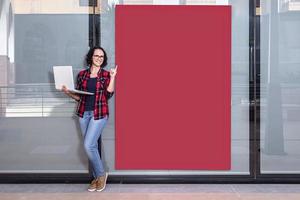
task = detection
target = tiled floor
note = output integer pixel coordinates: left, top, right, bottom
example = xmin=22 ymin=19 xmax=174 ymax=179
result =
xmin=1 ymin=184 xmax=300 ymax=200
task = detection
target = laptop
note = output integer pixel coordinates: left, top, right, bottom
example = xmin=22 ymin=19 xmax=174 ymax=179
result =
xmin=53 ymin=66 xmax=94 ymax=95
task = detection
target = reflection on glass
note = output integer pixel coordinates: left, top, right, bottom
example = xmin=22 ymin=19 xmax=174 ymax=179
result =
xmin=261 ymin=0 xmax=300 ymax=173
xmin=0 ymin=0 xmax=90 ymax=173
xmin=12 ymin=0 xmax=100 ymax=14
xmin=0 ymin=0 xmax=91 ymax=118
xmin=279 ymin=0 xmax=300 ymax=12
xmin=123 ymin=0 xmax=154 ymax=4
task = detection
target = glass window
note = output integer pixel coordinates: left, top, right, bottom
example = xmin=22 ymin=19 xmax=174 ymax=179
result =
xmin=260 ymin=0 xmax=300 ymax=173
xmin=100 ymin=0 xmax=250 ymax=175
xmin=0 ymin=0 xmax=92 ymax=173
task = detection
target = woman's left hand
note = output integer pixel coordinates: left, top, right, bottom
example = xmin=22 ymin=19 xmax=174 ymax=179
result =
xmin=110 ymin=65 xmax=118 ymax=78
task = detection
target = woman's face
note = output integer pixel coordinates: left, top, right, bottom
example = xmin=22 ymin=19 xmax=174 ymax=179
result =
xmin=92 ymin=49 xmax=104 ymax=67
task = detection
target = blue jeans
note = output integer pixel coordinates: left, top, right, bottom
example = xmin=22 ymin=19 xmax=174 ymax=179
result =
xmin=79 ymin=111 xmax=108 ymax=178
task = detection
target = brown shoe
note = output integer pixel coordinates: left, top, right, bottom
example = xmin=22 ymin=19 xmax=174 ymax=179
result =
xmin=87 ymin=179 xmax=97 ymax=192
xmin=96 ymin=173 xmax=108 ymax=192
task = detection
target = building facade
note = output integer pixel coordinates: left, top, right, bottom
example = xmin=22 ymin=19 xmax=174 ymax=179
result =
xmin=1 ymin=0 xmax=300 ymax=183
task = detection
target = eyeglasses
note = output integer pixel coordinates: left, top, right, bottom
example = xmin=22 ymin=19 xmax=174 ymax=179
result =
xmin=93 ymin=55 xmax=104 ymax=59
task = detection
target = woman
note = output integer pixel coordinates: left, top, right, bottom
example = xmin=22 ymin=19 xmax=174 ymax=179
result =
xmin=62 ymin=46 xmax=117 ymax=192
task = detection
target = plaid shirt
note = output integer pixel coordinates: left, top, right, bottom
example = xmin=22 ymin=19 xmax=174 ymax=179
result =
xmin=75 ymin=68 xmax=114 ymax=120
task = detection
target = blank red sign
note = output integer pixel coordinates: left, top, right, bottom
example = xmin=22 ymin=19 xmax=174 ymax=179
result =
xmin=115 ymin=5 xmax=231 ymax=170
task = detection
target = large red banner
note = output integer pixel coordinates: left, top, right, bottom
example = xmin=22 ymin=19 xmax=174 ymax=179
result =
xmin=115 ymin=5 xmax=231 ymax=170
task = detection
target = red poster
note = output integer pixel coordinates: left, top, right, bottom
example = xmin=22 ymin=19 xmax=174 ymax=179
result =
xmin=115 ymin=5 xmax=231 ymax=170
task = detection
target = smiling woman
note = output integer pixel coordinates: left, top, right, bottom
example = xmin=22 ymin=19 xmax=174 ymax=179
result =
xmin=62 ymin=46 xmax=117 ymax=192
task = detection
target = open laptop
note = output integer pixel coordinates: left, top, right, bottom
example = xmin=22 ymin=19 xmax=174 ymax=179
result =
xmin=53 ymin=65 xmax=94 ymax=95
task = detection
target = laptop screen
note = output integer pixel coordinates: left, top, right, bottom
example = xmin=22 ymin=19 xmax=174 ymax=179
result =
xmin=53 ymin=66 xmax=75 ymax=90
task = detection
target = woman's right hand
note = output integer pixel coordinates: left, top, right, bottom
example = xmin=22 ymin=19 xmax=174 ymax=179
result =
xmin=61 ymin=85 xmax=80 ymax=101
xmin=61 ymin=85 xmax=70 ymax=94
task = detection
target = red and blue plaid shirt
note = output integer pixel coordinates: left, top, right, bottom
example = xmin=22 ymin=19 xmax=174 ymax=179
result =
xmin=75 ymin=68 xmax=114 ymax=120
